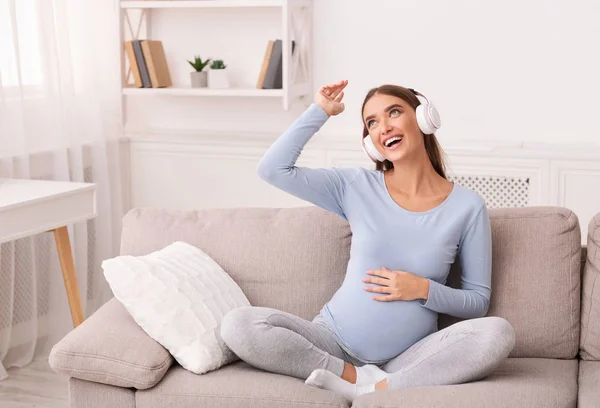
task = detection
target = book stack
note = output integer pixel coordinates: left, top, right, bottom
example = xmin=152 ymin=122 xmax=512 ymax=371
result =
xmin=256 ymin=39 xmax=296 ymax=89
xmin=124 ymin=40 xmax=172 ymax=88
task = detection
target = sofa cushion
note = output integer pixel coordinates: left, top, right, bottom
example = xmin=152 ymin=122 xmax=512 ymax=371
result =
xmin=439 ymin=206 xmax=581 ymax=359
xmin=352 ymin=358 xmax=578 ymax=408
xmin=49 ymin=297 xmax=173 ymax=389
xmin=578 ymin=361 xmax=600 ymax=408
xmin=580 ymin=212 xmax=600 ymax=360
xmin=119 ymin=207 xmax=351 ymax=320
xmin=135 ymin=361 xmax=348 ymax=408
xmin=69 ymin=377 xmax=135 ymax=408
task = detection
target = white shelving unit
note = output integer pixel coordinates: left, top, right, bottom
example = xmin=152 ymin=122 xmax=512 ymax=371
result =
xmin=121 ymin=0 xmax=287 ymax=8
xmin=117 ymin=0 xmax=313 ymax=111
xmin=121 ymin=87 xmax=284 ymax=97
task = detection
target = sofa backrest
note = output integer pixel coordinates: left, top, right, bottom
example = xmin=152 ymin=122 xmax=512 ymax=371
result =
xmin=119 ymin=206 xmax=351 ymax=320
xmin=580 ymin=213 xmax=600 ymax=360
xmin=439 ymin=206 xmax=581 ymax=359
xmin=119 ymin=205 xmax=581 ymax=360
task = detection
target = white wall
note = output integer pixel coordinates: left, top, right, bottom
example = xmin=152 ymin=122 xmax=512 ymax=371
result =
xmin=122 ymin=1 xmax=600 ymax=244
xmin=126 ymin=0 xmax=600 ymax=147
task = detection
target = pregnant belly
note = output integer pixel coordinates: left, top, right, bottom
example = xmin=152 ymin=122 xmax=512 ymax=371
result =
xmin=325 ymin=291 xmax=438 ymax=362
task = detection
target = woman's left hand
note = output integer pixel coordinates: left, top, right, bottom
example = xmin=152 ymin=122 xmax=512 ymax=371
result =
xmin=363 ymin=266 xmax=430 ymax=302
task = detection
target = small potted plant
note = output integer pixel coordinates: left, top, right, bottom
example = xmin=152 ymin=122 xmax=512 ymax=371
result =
xmin=208 ymin=59 xmax=229 ymax=89
xmin=187 ymin=56 xmax=211 ymax=88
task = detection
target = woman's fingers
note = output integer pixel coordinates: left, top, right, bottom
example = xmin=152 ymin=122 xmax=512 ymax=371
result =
xmin=330 ymin=80 xmax=348 ymax=99
xmin=319 ymin=85 xmax=331 ymax=97
xmin=372 ymin=295 xmax=394 ymax=302
xmin=363 ymin=276 xmax=389 ymax=286
xmin=365 ymin=286 xmax=392 ymax=294
xmin=319 ymin=83 xmax=332 ymax=92
xmin=320 ymin=80 xmax=347 ymax=99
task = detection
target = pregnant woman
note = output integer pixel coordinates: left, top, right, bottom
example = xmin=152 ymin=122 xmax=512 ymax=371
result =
xmin=220 ymin=79 xmax=515 ymax=403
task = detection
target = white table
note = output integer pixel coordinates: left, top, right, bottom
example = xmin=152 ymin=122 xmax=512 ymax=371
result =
xmin=0 ymin=178 xmax=97 ymax=328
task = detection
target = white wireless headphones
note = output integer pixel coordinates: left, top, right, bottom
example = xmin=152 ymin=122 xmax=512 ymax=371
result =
xmin=362 ymin=88 xmax=441 ymax=163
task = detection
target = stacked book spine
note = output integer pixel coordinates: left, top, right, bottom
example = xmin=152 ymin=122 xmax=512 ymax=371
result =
xmin=256 ymin=39 xmax=295 ymax=89
xmin=124 ymin=40 xmax=172 ymax=88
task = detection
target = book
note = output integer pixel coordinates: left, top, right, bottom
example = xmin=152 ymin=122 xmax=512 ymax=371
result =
xmin=132 ymin=40 xmax=152 ymax=88
xmin=262 ymin=39 xmax=281 ymax=89
xmin=124 ymin=41 xmax=142 ymax=88
xmin=261 ymin=39 xmax=296 ymax=89
xmin=256 ymin=40 xmax=275 ymax=89
xmin=141 ymin=40 xmax=172 ymax=88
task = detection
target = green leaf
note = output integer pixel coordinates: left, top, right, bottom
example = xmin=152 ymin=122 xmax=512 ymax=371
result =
xmin=188 ymin=56 xmax=211 ymax=71
xmin=210 ymin=59 xmax=226 ymax=69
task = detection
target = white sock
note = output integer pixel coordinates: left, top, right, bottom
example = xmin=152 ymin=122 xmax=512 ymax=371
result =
xmin=355 ymin=364 xmax=388 ymax=385
xmin=305 ymin=369 xmax=376 ymax=403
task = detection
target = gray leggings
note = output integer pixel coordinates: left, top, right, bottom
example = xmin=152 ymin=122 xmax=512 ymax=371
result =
xmin=220 ymin=306 xmax=516 ymax=389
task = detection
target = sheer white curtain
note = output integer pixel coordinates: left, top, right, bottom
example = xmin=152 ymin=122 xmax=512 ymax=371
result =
xmin=0 ymin=0 xmax=124 ymax=380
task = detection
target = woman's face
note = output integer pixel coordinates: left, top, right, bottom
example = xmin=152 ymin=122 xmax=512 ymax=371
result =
xmin=363 ymin=93 xmax=423 ymax=163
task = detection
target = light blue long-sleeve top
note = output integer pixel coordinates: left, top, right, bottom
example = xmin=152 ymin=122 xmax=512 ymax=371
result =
xmin=257 ymin=103 xmax=492 ymax=363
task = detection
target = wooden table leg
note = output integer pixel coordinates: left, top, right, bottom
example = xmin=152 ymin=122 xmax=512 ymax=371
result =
xmin=53 ymin=226 xmax=84 ymax=327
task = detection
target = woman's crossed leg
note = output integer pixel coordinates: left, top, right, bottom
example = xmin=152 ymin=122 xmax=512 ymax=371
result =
xmin=305 ymin=316 xmax=516 ymax=403
xmin=220 ymin=306 xmax=354 ymax=379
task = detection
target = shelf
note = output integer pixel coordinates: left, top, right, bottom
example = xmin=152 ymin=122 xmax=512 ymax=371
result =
xmin=122 ymin=87 xmax=284 ymax=97
xmin=119 ymin=0 xmax=313 ymax=110
xmin=120 ymin=0 xmax=284 ymax=9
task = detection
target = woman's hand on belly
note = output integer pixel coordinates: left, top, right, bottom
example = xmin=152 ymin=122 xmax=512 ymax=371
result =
xmin=362 ymin=266 xmax=430 ymax=302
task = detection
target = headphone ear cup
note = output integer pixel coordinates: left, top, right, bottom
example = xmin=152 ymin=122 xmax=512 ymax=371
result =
xmin=416 ymin=102 xmax=441 ymax=135
xmin=363 ymin=136 xmax=385 ymax=162
xmin=416 ymin=104 xmax=432 ymax=135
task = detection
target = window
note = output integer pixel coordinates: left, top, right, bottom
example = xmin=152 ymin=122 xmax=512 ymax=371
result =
xmin=0 ymin=0 xmax=43 ymax=89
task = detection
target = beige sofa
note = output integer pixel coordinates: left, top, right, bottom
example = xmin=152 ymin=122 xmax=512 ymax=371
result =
xmin=49 ymin=205 xmax=600 ymax=408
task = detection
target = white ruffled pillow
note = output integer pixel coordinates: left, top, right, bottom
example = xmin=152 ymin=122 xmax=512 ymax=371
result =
xmin=102 ymin=241 xmax=250 ymax=374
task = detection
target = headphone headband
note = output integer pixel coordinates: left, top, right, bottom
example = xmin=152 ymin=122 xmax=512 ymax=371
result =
xmin=409 ymin=88 xmax=430 ymax=105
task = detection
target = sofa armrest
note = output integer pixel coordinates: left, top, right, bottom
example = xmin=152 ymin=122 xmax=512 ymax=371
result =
xmin=49 ymin=297 xmax=174 ymax=390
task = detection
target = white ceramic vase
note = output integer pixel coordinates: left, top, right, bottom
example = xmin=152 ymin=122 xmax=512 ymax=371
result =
xmin=208 ymin=69 xmax=229 ymax=89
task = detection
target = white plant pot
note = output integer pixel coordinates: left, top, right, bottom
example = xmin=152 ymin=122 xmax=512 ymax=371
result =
xmin=208 ymin=69 xmax=229 ymax=89
xmin=190 ymin=71 xmax=208 ymax=88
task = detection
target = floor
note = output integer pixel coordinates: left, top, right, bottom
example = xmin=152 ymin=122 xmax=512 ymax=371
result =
xmin=0 ymin=358 xmax=68 ymax=408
